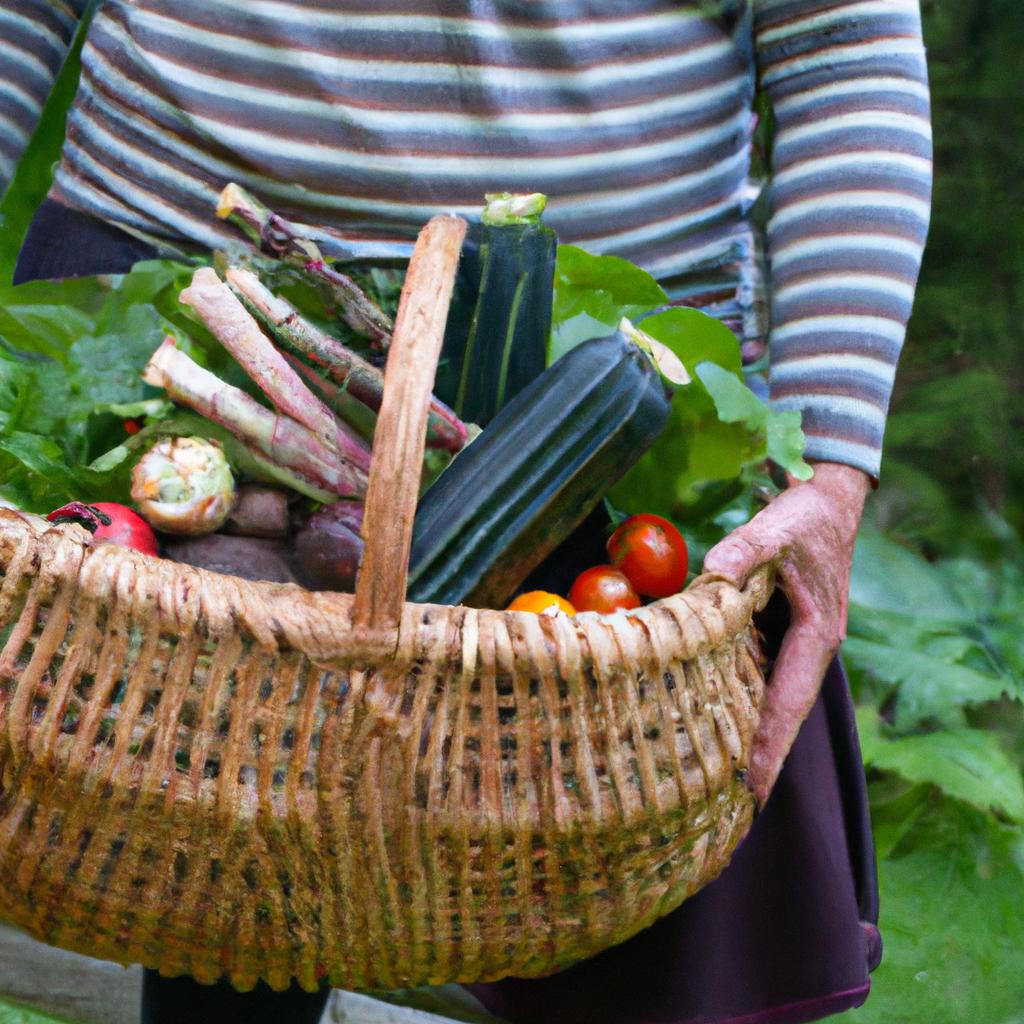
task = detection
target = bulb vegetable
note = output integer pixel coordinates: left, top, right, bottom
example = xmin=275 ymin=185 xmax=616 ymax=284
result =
xmin=131 ymin=436 xmax=235 ymax=536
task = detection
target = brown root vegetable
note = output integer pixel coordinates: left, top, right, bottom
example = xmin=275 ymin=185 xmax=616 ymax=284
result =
xmin=291 ymin=500 xmax=364 ymax=592
xmin=163 ymin=534 xmax=297 ymax=584
xmin=224 ymin=486 xmax=291 ymax=538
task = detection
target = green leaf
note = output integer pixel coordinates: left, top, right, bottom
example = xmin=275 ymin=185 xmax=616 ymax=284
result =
xmin=550 ymin=245 xmax=667 ymax=361
xmin=697 ymin=362 xmax=811 ymax=480
xmin=844 ymin=636 xmax=1016 ymax=730
xmin=765 ymin=410 xmax=813 ymax=481
xmin=857 ymin=708 xmax=1024 ymax=820
xmin=0 ymin=260 xmax=226 ymax=510
xmin=637 ymin=307 xmax=743 ymax=377
xmin=0 ymin=3 xmax=99 ymax=285
xmin=850 ymin=524 xmax=969 ymax=620
xmin=0 ymin=291 xmax=100 ymax=361
xmin=851 ymin=794 xmax=1024 ymax=1024
xmin=607 ymin=315 xmax=751 ymax=513
xmin=0 ymin=433 xmax=88 ymax=505
xmin=862 ymin=774 xmax=933 ymax=860
xmin=606 ymin=307 xmax=807 ymax=517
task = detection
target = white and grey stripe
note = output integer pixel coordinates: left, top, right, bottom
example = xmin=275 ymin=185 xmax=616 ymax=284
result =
xmin=1 ymin=0 xmax=932 ymax=478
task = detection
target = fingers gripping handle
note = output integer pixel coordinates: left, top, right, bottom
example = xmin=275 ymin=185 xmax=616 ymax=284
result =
xmin=352 ymin=215 xmax=468 ymax=641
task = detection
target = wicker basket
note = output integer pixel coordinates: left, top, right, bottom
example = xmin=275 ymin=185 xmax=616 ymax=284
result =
xmin=0 ymin=216 xmax=773 ymax=993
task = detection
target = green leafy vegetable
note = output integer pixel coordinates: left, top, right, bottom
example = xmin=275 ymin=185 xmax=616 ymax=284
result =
xmin=606 ymin=308 xmax=810 ymax=517
xmin=550 ymin=245 xmax=668 ymax=361
xmin=0 ymin=259 xmax=227 ymax=509
xmin=550 ymin=245 xmax=809 ymax=531
xmin=697 ymin=362 xmax=811 ymax=481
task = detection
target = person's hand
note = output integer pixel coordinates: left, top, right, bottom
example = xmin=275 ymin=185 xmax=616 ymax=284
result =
xmin=703 ymin=461 xmax=870 ymax=806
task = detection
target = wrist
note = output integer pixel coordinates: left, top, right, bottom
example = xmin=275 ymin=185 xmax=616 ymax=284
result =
xmin=807 ymin=460 xmax=871 ymax=499
xmin=787 ymin=462 xmax=870 ymax=535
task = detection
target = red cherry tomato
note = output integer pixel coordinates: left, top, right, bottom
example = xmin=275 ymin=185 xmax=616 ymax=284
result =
xmin=568 ymin=565 xmax=641 ymax=614
xmin=607 ymin=513 xmax=688 ymax=598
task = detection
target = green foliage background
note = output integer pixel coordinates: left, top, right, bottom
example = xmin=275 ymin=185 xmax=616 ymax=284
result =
xmin=843 ymin=2 xmax=1024 ymax=1020
xmin=0 ymin=1 xmax=1021 ymax=1021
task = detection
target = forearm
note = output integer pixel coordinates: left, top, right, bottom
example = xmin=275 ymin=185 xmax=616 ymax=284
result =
xmin=754 ymin=0 xmax=933 ymax=479
xmin=0 ymin=1 xmax=84 ymax=191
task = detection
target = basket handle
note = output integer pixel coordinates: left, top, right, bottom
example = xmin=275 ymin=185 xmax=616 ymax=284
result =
xmin=352 ymin=214 xmax=468 ymax=644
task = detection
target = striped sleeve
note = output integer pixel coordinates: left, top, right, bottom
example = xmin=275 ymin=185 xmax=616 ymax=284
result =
xmin=0 ymin=1 xmax=83 ymax=192
xmin=754 ymin=0 xmax=932 ymax=479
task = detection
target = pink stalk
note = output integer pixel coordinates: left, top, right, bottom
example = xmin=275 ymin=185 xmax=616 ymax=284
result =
xmin=179 ymin=267 xmax=341 ymax=456
xmin=143 ymin=337 xmax=367 ymax=500
xmin=226 ymin=267 xmax=469 ymax=453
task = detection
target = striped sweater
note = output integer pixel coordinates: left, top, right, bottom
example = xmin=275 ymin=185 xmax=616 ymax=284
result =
xmin=0 ymin=0 xmax=932 ymax=478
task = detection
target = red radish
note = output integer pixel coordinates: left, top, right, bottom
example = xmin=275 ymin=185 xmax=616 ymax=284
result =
xmin=47 ymin=501 xmax=159 ymax=557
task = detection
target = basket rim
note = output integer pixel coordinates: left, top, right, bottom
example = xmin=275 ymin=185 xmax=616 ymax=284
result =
xmin=0 ymin=508 xmax=774 ymax=671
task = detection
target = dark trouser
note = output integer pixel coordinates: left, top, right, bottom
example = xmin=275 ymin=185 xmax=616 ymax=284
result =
xmin=15 ymin=201 xmax=880 ymax=1024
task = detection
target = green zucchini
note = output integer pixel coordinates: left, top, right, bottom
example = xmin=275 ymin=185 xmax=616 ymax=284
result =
xmin=408 ymin=325 xmax=675 ymax=608
xmin=435 ymin=193 xmax=556 ymax=427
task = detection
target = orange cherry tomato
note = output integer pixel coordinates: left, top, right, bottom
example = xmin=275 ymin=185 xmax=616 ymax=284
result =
xmin=568 ymin=565 xmax=641 ymax=614
xmin=607 ymin=513 xmax=689 ymax=598
xmin=506 ymin=591 xmax=576 ymax=616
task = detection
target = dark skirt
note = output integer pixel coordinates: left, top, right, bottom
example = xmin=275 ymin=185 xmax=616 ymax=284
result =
xmin=15 ymin=201 xmax=881 ymax=1024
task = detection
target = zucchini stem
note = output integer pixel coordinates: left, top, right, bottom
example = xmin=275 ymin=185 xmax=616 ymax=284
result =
xmin=482 ymin=192 xmax=548 ymax=226
xmin=618 ymin=317 xmax=691 ymax=387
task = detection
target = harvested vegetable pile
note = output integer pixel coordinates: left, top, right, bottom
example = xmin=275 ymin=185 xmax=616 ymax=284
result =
xmin=0 ymin=185 xmax=810 ymax=604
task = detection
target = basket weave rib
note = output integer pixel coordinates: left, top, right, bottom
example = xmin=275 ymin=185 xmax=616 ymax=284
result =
xmin=0 ymin=216 xmax=773 ymax=992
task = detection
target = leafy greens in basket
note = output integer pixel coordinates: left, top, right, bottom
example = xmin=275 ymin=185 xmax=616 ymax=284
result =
xmin=0 ymin=191 xmax=809 ymax=588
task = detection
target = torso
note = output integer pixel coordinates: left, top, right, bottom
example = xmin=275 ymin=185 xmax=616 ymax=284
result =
xmin=55 ymin=1 xmax=764 ymax=333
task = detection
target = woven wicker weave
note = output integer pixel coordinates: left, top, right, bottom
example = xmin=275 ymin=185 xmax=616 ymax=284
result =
xmin=0 ymin=217 xmax=773 ymax=993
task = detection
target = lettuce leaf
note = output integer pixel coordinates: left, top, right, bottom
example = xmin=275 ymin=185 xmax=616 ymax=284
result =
xmin=607 ymin=308 xmax=810 ymax=516
xmin=551 ymin=245 xmax=810 ymax=526
xmin=0 ymin=259 xmax=218 ymax=510
xmin=550 ymin=245 xmax=668 ymax=361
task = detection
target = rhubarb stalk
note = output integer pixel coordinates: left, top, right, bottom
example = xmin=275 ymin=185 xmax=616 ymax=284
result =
xmin=226 ymin=266 xmax=468 ymax=453
xmin=143 ymin=337 xmax=367 ymax=501
xmin=179 ymin=267 xmax=339 ymax=453
xmin=216 ymin=183 xmax=393 ymax=349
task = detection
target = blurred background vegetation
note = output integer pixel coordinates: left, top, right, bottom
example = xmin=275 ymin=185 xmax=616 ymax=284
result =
xmin=844 ymin=1 xmax=1024 ymax=1020
xmin=0 ymin=1 xmax=1021 ymax=1022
